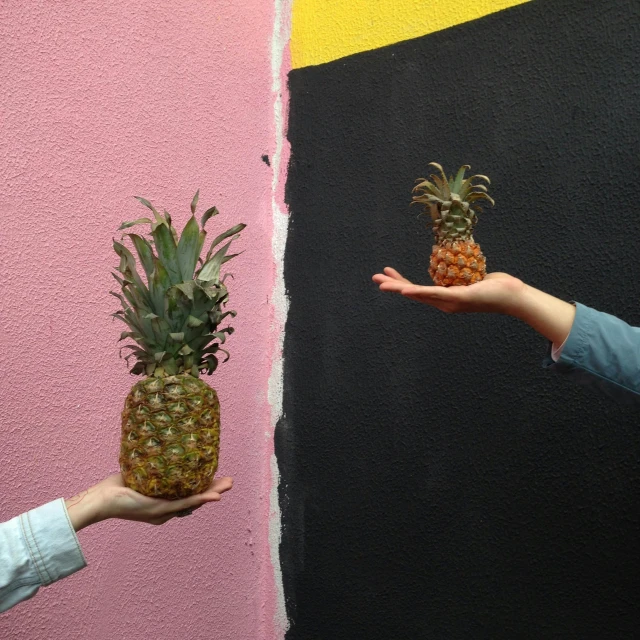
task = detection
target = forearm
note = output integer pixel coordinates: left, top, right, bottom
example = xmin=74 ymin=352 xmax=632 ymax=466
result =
xmin=508 ymin=283 xmax=576 ymax=345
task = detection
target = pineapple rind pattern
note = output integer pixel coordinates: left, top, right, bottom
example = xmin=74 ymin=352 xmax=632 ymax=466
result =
xmin=429 ymin=241 xmax=486 ymax=286
xmin=120 ymin=374 xmax=220 ymax=499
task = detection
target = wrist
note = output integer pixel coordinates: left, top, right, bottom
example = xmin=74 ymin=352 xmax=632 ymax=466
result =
xmin=493 ymin=276 xmax=529 ymax=317
xmin=508 ymin=283 xmax=539 ymax=321
xmin=65 ymin=484 xmax=107 ymax=532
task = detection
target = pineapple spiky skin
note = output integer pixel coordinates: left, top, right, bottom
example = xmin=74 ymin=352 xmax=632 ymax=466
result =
xmin=429 ymin=241 xmax=486 ymax=286
xmin=120 ymin=374 xmax=220 ymax=499
xmin=412 ymin=163 xmax=493 ymax=287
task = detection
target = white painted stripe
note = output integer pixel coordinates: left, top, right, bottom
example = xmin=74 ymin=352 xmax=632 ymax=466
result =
xmin=269 ymin=0 xmax=293 ymax=636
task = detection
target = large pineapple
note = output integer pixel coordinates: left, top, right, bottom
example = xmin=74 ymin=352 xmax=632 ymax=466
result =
xmin=112 ymin=191 xmax=245 ymax=499
xmin=412 ymin=163 xmax=494 ymax=286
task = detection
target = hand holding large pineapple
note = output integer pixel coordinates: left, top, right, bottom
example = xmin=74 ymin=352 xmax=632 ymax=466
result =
xmin=112 ymin=191 xmax=245 ymax=499
xmin=66 ymin=474 xmax=233 ymax=530
xmin=412 ymin=162 xmax=494 ymax=286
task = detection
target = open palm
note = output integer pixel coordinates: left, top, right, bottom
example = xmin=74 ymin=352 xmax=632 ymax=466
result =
xmin=66 ymin=474 xmax=234 ymax=529
xmin=372 ymin=267 xmax=525 ymax=315
xmin=98 ymin=474 xmax=234 ymax=525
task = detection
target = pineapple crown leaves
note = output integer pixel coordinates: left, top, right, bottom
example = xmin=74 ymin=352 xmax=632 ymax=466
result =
xmin=411 ymin=162 xmax=494 ymax=242
xmin=111 ymin=190 xmax=246 ymax=379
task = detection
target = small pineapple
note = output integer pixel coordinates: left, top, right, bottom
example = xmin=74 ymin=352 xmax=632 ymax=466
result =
xmin=113 ymin=190 xmax=245 ymax=499
xmin=412 ymin=163 xmax=494 ymax=286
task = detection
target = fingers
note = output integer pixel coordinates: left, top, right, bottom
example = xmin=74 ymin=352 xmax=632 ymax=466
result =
xmin=399 ymin=284 xmax=449 ymax=305
xmin=383 ymin=267 xmax=412 ymax=283
xmin=400 ymin=285 xmax=444 ymax=299
xmin=210 ymin=476 xmax=233 ymax=494
xmin=401 ymin=290 xmax=442 ymax=305
xmin=195 ymin=476 xmax=233 ymax=502
xmin=158 ymin=495 xmax=217 ymax=520
xmin=372 ymin=267 xmax=413 ymax=287
xmin=372 ymin=273 xmax=392 ymax=285
xmin=378 ymin=280 xmax=410 ymax=293
xmin=159 ymin=477 xmax=234 ymax=518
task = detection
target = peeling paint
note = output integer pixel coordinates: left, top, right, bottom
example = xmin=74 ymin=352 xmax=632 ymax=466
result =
xmin=268 ymin=0 xmax=293 ymax=636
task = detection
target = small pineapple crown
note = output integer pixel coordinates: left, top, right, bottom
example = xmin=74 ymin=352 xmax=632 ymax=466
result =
xmin=412 ymin=162 xmax=494 ymax=243
xmin=112 ymin=190 xmax=246 ymax=379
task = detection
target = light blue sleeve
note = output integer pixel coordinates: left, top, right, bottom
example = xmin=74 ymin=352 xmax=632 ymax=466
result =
xmin=0 ymin=498 xmax=87 ymax=613
xmin=543 ymin=302 xmax=640 ymax=405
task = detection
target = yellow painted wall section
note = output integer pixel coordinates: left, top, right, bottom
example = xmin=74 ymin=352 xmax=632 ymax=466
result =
xmin=291 ymin=0 xmax=531 ymax=68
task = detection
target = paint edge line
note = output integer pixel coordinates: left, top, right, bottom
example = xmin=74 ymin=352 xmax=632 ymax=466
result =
xmin=290 ymin=0 xmax=532 ymax=69
xmin=268 ymin=0 xmax=293 ymax=636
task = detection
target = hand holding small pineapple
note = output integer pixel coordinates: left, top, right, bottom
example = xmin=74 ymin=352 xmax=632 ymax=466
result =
xmin=65 ymin=473 xmax=233 ymax=531
xmin=372 ymin=267 xmax=576 ymax=347
xmin=374 ymin=268 xmax=523 ymax=314
xmin=380 ymin=162 xmax=576 ymax=345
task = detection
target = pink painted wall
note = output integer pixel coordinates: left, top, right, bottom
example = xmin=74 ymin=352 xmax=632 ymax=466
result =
xmin=0 ymin=2 xmax=281 ymax=638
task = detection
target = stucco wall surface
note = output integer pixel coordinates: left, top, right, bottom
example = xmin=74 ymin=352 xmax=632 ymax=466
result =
xmin=279 ymin=0 xmax=640 ymax=637
xmin=0 ymin=2 xmax=279 ymax=639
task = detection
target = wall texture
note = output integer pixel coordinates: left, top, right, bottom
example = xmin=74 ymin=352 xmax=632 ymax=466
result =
xmin=4 ymin=1 xmax=640 ymax=638
xmin=0 ymin=2 xmax=282 ymax=639
xmin=279 ymin=0 xmax=640 ymax=638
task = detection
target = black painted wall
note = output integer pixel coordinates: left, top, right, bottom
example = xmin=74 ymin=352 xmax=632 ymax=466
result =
xmin=277 ymin=1 xmax=640 ymax=637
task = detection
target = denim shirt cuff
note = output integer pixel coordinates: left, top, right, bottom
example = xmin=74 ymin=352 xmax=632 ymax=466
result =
xmin=19 ymin=498 xmax=87 ymax=586
xmin=543 ymin=301 xmax=590 ymax=368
